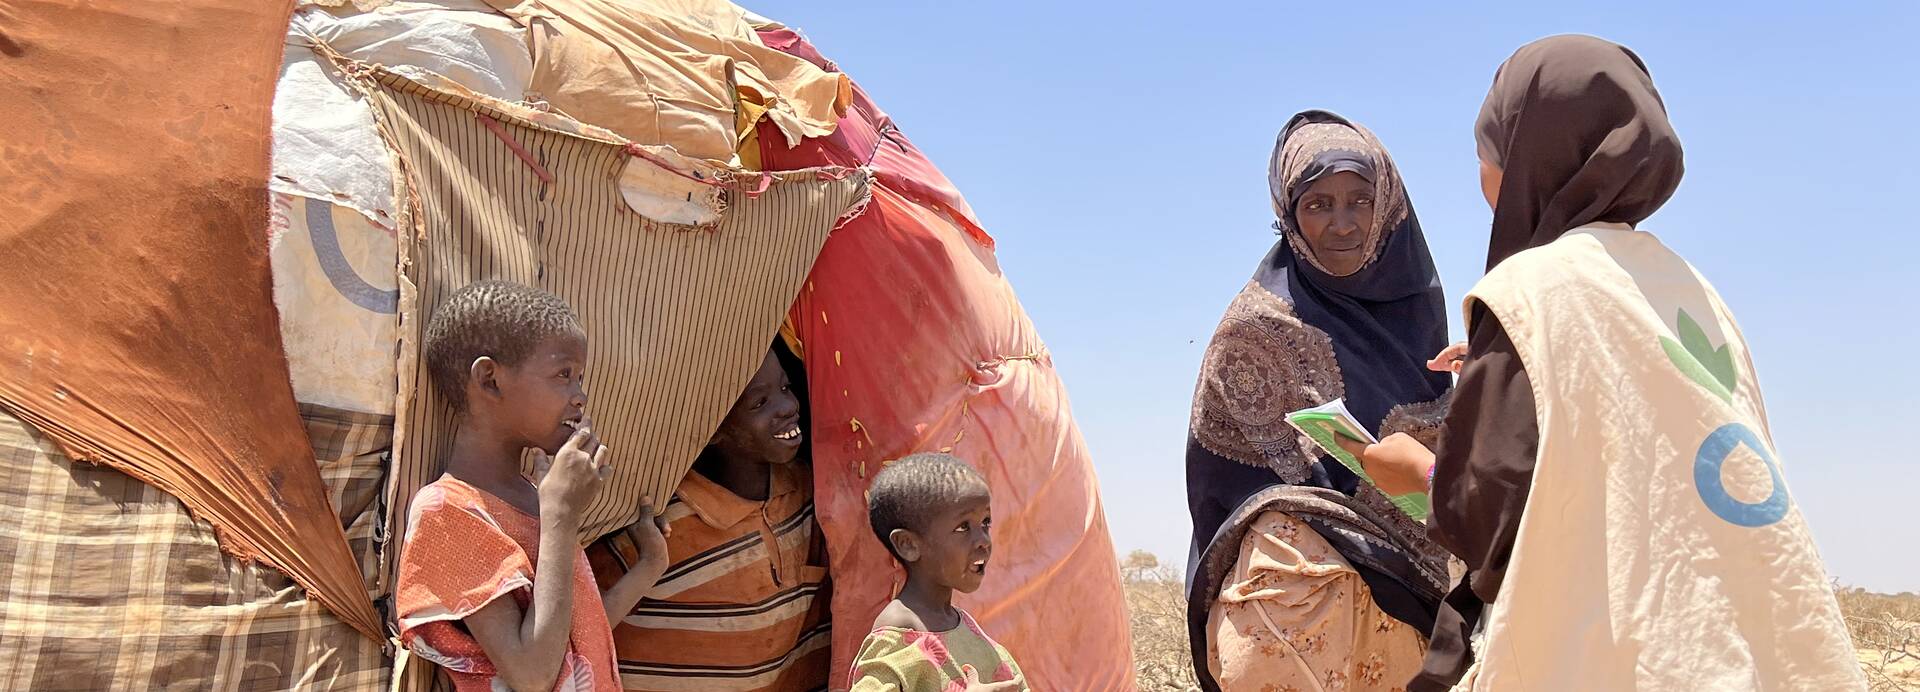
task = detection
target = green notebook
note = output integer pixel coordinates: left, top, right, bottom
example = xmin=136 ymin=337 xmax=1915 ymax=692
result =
xmin=1285 ymin=399 xmax=1430 ymax=522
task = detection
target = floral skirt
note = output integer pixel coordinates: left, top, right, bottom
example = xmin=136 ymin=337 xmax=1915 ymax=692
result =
xmin=1206 ymin=511 xmax=1428 ymax=692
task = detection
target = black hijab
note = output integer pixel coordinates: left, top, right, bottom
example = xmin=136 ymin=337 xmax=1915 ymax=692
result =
xmin=1263 ymin=112 xmax=1453 ymax=439
xmin=1476 ymin=34 xmax=1684 ymax=270
xmin=1184 ymin=111 xmax=1452 ymax=667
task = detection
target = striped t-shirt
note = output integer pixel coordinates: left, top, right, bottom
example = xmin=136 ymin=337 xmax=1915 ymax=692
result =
xmin=587 ymin=463 xmax=832 ymax=692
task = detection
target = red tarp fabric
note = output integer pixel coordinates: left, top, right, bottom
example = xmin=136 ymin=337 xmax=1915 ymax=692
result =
xmin=0 ymin=0 xmax=381 ymax=639
xmin=757 ymin=28 xmax=991 ymax=250
xmin=760 ymin=29 xmax=1138 ymax=691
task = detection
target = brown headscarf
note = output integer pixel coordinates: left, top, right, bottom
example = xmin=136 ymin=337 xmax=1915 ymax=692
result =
xmin=1475 ymin=34 xmax=1685 ymax=270
xmin=1268 ymin=120 xmax=1410 ymax=277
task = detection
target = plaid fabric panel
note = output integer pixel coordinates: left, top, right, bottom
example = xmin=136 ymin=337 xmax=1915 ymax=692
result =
xmin=301 ymin=402 xmax=393 ymax=599
xmin=0 ymin=410 xmax=390 ymax=691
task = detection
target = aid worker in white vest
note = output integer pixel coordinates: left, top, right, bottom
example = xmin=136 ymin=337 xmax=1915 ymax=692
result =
xmin=1354 ymin=34 xmax=1865 ymax=692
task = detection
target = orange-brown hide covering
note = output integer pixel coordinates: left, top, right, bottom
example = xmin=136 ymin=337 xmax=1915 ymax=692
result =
xmin=0 ymin=0 xmax=381 ymax=638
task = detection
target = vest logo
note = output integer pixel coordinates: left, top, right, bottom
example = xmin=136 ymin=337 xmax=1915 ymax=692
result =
xmin=1658 ymin=308 xmax=1735 ymax=404
xmin=1663 ymin=308 xmax=1790 ymax=527
xmin=1693 ymin=422 xmax=1790 ymax=527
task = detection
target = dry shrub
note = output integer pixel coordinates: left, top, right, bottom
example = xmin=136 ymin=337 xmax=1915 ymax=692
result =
xmin=1838 ymin=583 xmax=1920 ymax=691
xmin=1124 ymin=550 xmax=1201 ymax=691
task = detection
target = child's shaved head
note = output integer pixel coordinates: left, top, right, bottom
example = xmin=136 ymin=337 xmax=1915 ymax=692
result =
xmin=423 ymin=280 xmax=581 ymax=413
xmin=867 ymin=453 xmax=989 ymax=561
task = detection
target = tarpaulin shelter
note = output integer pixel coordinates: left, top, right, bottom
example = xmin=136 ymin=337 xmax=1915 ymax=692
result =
xmin=0 ymin=0 xmax=1135 ymax=689
xmin=754 ymin=27 xmax=1137 ymax=690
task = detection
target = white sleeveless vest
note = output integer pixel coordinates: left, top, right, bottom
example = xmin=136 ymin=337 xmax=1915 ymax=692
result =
xmin=1456 ymin=224 xmax=1863 ymax=690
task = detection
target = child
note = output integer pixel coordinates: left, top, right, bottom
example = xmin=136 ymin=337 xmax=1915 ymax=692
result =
xmin=395 ymin=280 xmax=667 ymax=692
xmin=587 ymin=344 xmax=833 ymax=691
xmin=851 ymin=453 xmax=1028 ymax=692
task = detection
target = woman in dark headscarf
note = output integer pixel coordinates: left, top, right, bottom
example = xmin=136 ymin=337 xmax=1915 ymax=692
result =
xmin=1352 ymin=35 xmax=1862 ymax=690
xmin=1183 ymin=110 xmax=1454 ymax=692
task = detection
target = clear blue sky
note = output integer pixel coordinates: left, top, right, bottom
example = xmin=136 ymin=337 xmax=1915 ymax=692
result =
xmin=749 ymin=2 xmax=1920 ymax=593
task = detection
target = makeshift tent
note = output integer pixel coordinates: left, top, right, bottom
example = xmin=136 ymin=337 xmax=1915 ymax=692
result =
xmin=0 ymin=0 xmax=1136 ymax=689
xmin=755 ymin=26 xmax=1137 ymax=690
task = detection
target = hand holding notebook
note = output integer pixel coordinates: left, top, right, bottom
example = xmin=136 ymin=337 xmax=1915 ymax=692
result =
xmin=1343 ymin=434 xmax=1436 ymax=498
xmin=1285 ymin=399 xmax=1431 ymax=521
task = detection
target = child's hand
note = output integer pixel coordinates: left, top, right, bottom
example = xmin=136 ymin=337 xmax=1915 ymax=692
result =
xmin=959 ymin=665 xmax=1024 ymax=692
xmin=1357 ymin=432 xmax=1435 ymax=496
xmin=627 ymin=497 xmax=672 ymax=574
xmin=601 ymin=497 xmax=673 ymax=622
xmin=533 ymin=426 xmax=609 ymax=515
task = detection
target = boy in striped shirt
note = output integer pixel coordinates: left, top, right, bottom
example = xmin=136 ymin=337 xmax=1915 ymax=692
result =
xmin=588 ymin=346 xmax=831 ymax=691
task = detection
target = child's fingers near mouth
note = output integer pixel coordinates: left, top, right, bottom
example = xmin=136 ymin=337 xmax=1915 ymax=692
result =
xmin=592 ymin=445 xmax=612 ymax=479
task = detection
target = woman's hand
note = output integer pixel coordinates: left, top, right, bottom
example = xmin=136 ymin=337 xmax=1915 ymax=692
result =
xmin=1428 ymin=342 xmax=1468 ymax=374
xmin=1337 ymin=432 xmax=1435 ymax=496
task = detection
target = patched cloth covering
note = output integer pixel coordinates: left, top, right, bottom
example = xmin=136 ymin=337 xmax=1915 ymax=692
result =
xmin=480 ymin=0 xmax=851 ymax=162
xmin=0 ymin=0 xmax=381 ymax=637
xmin=0 ymin=408 xmax=390 ymax=691
xmin=356 ymin=67 xmax=871 ymax=552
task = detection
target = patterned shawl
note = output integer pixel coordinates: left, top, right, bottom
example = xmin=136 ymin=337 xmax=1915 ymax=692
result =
xmin=1184 ymin=111 xmax=1452 ymax=646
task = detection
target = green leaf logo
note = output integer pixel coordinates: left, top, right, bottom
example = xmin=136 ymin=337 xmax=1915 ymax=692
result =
xmin=1660 ymin=308 xmax=1737 ymax=403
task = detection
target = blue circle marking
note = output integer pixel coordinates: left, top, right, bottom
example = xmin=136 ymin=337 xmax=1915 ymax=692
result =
xmin=1693 ymin=422 xmax=1790 ymax=527
xmin=307 ymin=200 xmax=399 ymax=314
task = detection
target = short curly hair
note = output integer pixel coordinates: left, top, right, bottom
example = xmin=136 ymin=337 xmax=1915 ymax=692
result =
xmin=867 ymin=452 xmax=989 ymax=562
xmin=423 ymin=280 xmax=582 ymax=413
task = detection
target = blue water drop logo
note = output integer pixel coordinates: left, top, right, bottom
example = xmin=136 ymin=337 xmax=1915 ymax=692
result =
xmin=1692 ymin=422 xmax=1790 ymax=527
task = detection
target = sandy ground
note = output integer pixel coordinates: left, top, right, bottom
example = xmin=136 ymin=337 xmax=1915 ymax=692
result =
xmin=1860 ymin=644 xmax=1920 ymax=691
